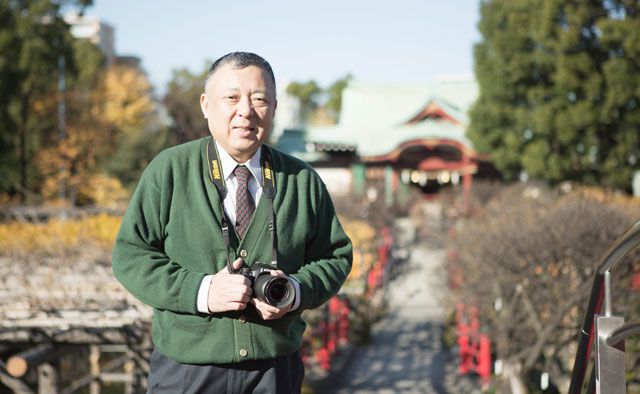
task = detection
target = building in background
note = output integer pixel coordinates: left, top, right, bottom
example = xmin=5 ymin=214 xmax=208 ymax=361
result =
xmin=114 ymin=55 xmax=142 ymax=69
xmin=64 ymin=12 xmax=115 ymax=66
xmin=271 ymin=82 xmax=302 ymax=143
xmin=277 ymin=78 xmax=496 ymax=206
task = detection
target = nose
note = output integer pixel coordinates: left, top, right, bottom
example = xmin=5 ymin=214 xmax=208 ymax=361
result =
xmin=236 ymin=96 xmax=254 ymax=118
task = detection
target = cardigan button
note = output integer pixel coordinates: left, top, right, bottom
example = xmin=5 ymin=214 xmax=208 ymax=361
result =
xmin=239 ymin=348 xmax=248 ymax=357
xmin=240 ymin=250 xmax=248 ymax=259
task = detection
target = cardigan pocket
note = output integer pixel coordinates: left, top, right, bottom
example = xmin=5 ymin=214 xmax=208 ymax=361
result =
xmin=171 ymin=311 xmax=214 ymax=332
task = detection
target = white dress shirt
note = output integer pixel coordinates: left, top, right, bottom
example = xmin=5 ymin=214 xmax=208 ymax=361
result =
xmin=197 ymin=141 xmax=300 ymax=313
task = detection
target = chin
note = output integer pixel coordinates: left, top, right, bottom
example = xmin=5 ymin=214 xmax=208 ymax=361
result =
xmin=231 ymin=141 xmax=260 ymax=156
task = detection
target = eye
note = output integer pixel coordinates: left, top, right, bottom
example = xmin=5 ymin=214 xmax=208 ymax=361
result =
xmin=252 ymin=97 xmax=268 ymax=105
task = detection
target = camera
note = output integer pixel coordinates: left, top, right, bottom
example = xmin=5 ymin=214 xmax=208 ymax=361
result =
xmin=240 ymin=263 xmax=295 ymax=309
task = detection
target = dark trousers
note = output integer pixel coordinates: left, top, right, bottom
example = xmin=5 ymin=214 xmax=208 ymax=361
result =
xmin=147 ymin=349 xmax=304 ymax=394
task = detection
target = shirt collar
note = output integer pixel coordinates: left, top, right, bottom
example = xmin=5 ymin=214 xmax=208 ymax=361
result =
xmin=214 ymin=140 xmax=262 ymax=184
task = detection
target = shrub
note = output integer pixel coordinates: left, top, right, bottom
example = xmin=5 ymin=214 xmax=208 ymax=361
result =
xmin=0 ymin=214 xmax=121 ymax=258
xmin=450 ymin=183 xmax=640 ymax=391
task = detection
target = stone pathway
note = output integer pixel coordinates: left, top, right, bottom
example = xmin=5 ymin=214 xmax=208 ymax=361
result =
xmin=315 ymin=242 xmax=481 ymax=394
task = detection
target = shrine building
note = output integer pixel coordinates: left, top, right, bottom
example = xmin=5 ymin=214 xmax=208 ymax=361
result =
xmin=276 ymin=78 xmax=494 ymax=206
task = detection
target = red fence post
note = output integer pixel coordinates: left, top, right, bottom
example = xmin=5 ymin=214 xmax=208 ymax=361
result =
xmin=338 ymin=298 xmax=349 ymax=346
xmin=327 ymin=298 xmax=339 ymax=354
xmin=456 ymin=303 xmax=474 ymax=374
xmin=477 ymin=334 xmax=492 ymax=387
xmin=315 ymin=304 xmax=331 ymax=371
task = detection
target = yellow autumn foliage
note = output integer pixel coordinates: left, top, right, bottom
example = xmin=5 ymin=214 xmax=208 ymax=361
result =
xmin=0 ymin=214 xmax=121 ymax=257
xmin=571 ymin=185 xmax=640 ymax=208
xmin=2 ymin=213 xmax=381 ymax=277
xmin=35 ymin=64 xmax=154 ymax=205
xmin=96 ymin=65 xmax=154 ymax=132
xmin=76 ymin=173 xmax=129 ymax=207
xmin=340 ymin=217 xmax=377 ymax=280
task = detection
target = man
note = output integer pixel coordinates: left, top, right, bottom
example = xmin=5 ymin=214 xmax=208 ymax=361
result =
xmin=112 ymin=52 xmax=352 ymax=393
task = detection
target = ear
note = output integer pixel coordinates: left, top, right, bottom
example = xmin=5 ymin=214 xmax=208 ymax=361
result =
xmin=200 ymin=93 xmax=209 ymax=118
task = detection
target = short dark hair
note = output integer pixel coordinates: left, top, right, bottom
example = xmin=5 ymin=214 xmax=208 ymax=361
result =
xmin=204 ymin=52 xmax=276 ymax=93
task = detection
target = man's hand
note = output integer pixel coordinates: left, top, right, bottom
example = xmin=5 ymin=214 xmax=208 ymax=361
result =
xmin=207 ymin=258 xmax=252 ymax=313
xmin=251 ymin=269 xmax=293 ymax=320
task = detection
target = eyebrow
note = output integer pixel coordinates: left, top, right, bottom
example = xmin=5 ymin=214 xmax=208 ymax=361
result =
xmin=220 ymin=88 xmax=270 ymax=97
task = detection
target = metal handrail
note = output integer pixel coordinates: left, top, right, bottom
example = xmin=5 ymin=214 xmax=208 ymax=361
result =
xmin=605 ymin=320 xmax=640 ymax=348
xmin=568 ymin=220 xmax=640 ymax=394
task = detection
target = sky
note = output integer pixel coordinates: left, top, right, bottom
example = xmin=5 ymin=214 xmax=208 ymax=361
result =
xmin=85 ymin=0 xmax=482 ymax=95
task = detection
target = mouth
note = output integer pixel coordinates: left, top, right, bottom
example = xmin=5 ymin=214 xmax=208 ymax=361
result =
xmin=233 ymin=126 xmax=257 ymax=133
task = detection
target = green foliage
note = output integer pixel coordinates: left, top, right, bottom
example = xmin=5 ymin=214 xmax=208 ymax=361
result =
xmin=0 ymin=0 xmax=93 ymax=202
xmin=0 ymin=0 xmax=168 ymax=206
xmin=0 ymin=2 xmax=19 ymax=191
xmin=325 ymin=74 xmax=352 ymax=122
xmin=286 ymin=75 xmax=352 ymax=124
xmin=163 ymin=66 xmax=209 ymax=143
xmin=286 ymin=80 xmax=322 ymax=122
xmin=469 ymin=0 xmax=640 ymax=191
xmin=106 ymin=126 xmax=175 ymax=189
xmin=69 ymin=38 xmax=104 ymax=90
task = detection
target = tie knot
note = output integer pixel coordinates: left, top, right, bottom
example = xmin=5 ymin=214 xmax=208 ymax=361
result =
xmin=234 ymin=165 xmax=252 ymax=185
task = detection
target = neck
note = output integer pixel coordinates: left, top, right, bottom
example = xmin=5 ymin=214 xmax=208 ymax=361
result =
xmin=229 ymin=149 xmax=257 ymax=164
xmin=211 ymin=136 xmax=260 ymax=163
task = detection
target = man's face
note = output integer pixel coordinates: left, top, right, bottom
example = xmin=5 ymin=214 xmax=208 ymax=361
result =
xmin=200 ymin=64 xmax=277 ymax=162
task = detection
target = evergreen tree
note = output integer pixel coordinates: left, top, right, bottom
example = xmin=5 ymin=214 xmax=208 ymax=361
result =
xmin=0 ymin=0 xmax=93 ymax=202
xmin=469 ymin=0 xmax=640 ymax=190
xmin=163 ymin=66 xmax=209 ymax=143
xmin=285 ymin=76 xmax=351 ymax=125
xmin=597 ymin=1 xmax=640 ymax=188
xmin=285 ymin=80 xmax=321 ymax=123
xmin=325 ymin=74 xmax=352 ymax=122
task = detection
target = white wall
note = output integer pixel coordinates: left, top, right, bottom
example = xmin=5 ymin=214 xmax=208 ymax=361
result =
xmin=315 ymin=168 xmax=352 ymax=196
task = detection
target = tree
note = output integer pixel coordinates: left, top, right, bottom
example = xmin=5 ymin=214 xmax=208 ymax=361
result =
xmin=98 ymin=64 xmax=154 ymax=133
xmin=163 ymin=67 xmax=209 ymax=143
xmin=104 ymin=65 xmax=172 ymax=189
xmin=0 ymin=0 xmax=93 ymax=202
xmin=285 ymin=76 xmax=352 ymax=125
xmin=469 ymin=0 xmax=640 ymax=191
xmin=325 ymin=74 xmax=352 ymax=122
xmin=0 ymin=2 xmax=21 ymax=196
xmin=37 ymin=63 xmax=157 ymax=204
xmin=597 ymin=2 xmax=640 ymax=188
xmin=285 ymin=80 xmax=321 ymax=123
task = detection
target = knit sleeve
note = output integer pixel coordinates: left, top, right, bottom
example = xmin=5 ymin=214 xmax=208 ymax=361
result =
xmin=111 ymin=158 xmax=205 ymax=315
xmin=290 ymin=181 xmax=353 ymax=311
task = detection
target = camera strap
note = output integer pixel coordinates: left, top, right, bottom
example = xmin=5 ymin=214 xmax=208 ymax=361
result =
xmin=206 ymin=137 xmax=278 ymax=274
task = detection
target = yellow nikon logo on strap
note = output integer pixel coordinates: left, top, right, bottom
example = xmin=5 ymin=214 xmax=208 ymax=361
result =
xmin=211 ymin=160 xmax=221 ymax=180
xmin=264 ymin=162 xmax=272 ymax=181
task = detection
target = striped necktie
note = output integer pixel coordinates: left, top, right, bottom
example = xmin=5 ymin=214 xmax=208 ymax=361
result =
xmin=234 ymin=165 xmax=255 ymax=239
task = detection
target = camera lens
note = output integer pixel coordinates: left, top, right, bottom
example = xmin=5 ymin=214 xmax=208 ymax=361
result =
xmin=254 ymin=275 xmax=295 ymax=308
xmin=268 ymin=282 xmax=287 ymax=302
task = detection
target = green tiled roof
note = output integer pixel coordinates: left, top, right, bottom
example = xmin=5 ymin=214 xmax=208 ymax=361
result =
xmin=305 ymin=79 xmax=478 ymax=157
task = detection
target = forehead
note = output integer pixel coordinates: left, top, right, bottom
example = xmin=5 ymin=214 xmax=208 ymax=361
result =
xmin=207 ymin=64 xmax=274 ymax=94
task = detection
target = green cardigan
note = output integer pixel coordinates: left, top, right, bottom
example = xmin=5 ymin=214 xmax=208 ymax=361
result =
xmin=112 ymin=137 xmax=352 ymax=364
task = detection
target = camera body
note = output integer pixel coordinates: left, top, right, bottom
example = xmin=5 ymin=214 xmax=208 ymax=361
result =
xmin=240 ymin=263 xmax=295 ymax=309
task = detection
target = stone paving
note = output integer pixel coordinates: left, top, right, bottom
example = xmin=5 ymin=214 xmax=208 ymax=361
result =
xmin=315 ymin=241 xmax=482 ymax=394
